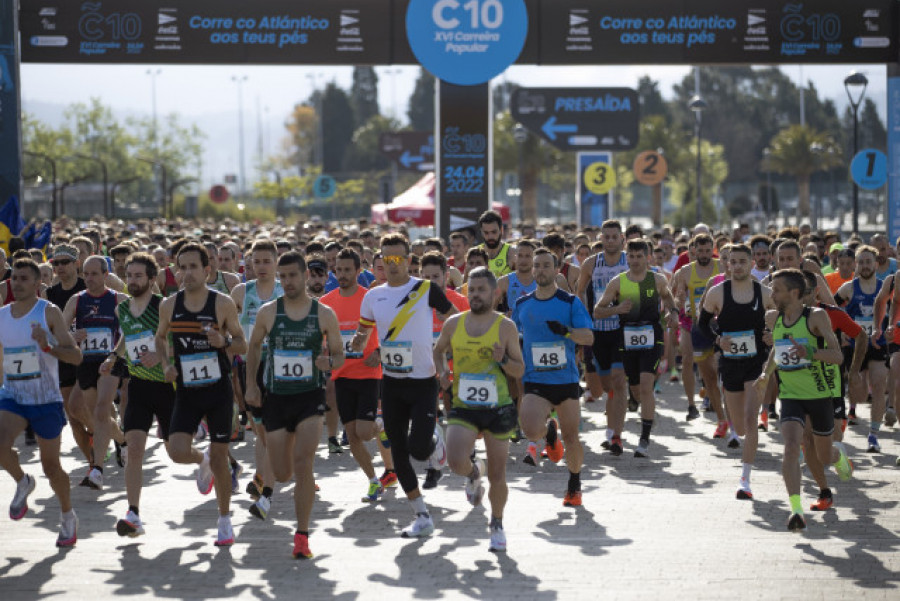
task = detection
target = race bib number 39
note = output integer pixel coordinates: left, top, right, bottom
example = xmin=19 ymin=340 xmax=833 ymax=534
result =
xmin=3 ymin=346 xmax=40 ymax=380
xmin=531 ymin=341 xmax=566 ymax=371
xmin=82 ymin=328 xmax=112 ymax=355
xmin=382 ymin=340 xmax=413 ymax=373
xmin=459 ymin=373 xmax=499 ymax=408
xmin=126 ymin=331 xmax=156 ymax=365
xmin=273 ymin=349 xmax=313 ymax=382
xmin=775 ymin=338 xmax=811 ymax=371
xmin=180 ymin=352 xmax=222 ymax=387
xmin=722 ymin=330 xmax=757 ymax=358
xmin=623 ymin=325 xmax=654 ymax=350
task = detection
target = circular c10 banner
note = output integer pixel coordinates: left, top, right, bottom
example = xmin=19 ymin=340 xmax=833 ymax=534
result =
xmin=406 ymin=0 xmax=528 ymax=86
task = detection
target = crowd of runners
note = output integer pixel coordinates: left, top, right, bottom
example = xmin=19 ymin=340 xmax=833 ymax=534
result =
xmin=0 ymin=211 xmax=897 ymax=558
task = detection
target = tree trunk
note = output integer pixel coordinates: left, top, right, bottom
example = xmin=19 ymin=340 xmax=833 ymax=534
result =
xmin=521 ymin=164 xmax=539 ymax=223
xmin=796 ymin=176 xmax=811 ymax=225
xmin=652 ymin=183 xmax=662 ymax=227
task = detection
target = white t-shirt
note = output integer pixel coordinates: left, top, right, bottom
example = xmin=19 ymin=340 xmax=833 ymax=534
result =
xmin=751 ymin=266 xmax=770 ymax=281
xmin=359 ymin=277 xmax=453 ymax=379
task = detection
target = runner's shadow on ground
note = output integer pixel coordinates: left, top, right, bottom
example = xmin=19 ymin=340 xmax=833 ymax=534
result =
xmin=0 ymin=553 xmax=69 ymax=600
xmin=534 ymin=507 xmax=633 ymax=557
xmin=369 ymin=539 xmax=552 ymax=600
xmin=796 ymin=540 xmax=900 ymax=590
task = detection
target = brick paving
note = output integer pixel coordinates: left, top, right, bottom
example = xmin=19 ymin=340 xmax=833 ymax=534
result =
xmin=1 ymin=380 xmax=897 ymax=600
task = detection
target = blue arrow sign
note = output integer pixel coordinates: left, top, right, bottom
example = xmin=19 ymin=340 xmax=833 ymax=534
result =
xmin=541 ymin=116 xmax=578 ymax=141
xmin=400 ymin=150 xmax=424 ymax=169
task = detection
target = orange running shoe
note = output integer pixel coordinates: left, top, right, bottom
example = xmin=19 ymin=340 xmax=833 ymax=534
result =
xmin=292 ymin=532 xmax=313 ymax=559
xmin=563 ymin=490 xmax=582 ymax=507
xmin=379 ymin=471 xmax=399 ymax=488
xmin=758 ymin=410 xmax=769 ymax=432
xmin=544 ymin=419 xmax=565 ymax=463
xmin=810 ymin=490 xmax=834 ymax=511
xmin=713 ymin=422 xmax=728 ymax=439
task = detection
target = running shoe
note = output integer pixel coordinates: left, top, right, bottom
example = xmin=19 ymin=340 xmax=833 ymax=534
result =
xmin=292 ymin=532 xmax=313 ymax=559
xmin=230 ymin=463 xmax=243 ymax=494
xmin=116 ymin=510 xmax=145 ymax=537
xmin=768 ymin=406 xmax=779 ymax=420
xmin=833 ymin=442 xmax=854 ymax=481
xmin=362 ymin=480 xmax=384 ymax=502
xmin=581 ymin=392 xmax=595 ymax=404
xmin=736 ymin=478 xmax=753 ymax=500
xmin=250 ymin=495 xmax=271 ymax=520
xmin=87 ymin=467 xmax=103 ymax=490
xmin=713 ymin=422 xmax=728 ymax=439
xmin=56 ymin=510 xmax=78 ymax=548
xmin=115 ymin=441 xmax=126 ymax=468
xmin=341 ymin=429 xmax=349 ymax=446
xmin=669 ymin=371 xmax=680 ymax=383
xmin=488 ymin=526 xmax=507 ymax=553
xmin=866 ymin=433 xmax=881 ymax=453
xmin=810 ymin=490 xmax=834 ymax=512
xmin=328 ymin=437 xmax=343 ymax=454
xmin=522 ymin=442 xmax=538 ymax=466
xmin=544 ymin=419 xmax=565 ymax=463
xmin=701 ymin=397 xmax=711 ymax=412
xmin=653 ymin=381 xmax=662 ymax=395
xmin=401 ymin=513 xmax=434 ymax=538
xmin=758 ymin=410 xmax=769 ymax=432
xmin=726 ymin=432 xmax=741 ymax=449
xmin=9 ymin=473 xmax=35 ymax=520
xmin=194 ymin=422 xmax=207 ymax=442
xmin=78 ymin=469 xmax=93 ymax=488
xmin=246 ymin=475 xmax=262 ymax=499
xmin=465 ymin=459 xmax=485 ymax=507
xmin=634 ymin=438 xmax=650 ymax=458
xmin=609 ymin=436 xmax=623 ymax=457
xmin=423 ymin=468 xmax=442 ymax=489
xmin=196 ymin=450 xmax=214 ymax=495
xmin=563 ymin=490 xmax=583 ymax=507
xmin=884 ymin=407 xmax=898 ymax=427
xmin=786 ymin=513 xmax=806 ymax=532
xmin=510 ymin=428 xmax=523 ymax=443
xmin=430 ymin=425 xmax=448 ymax=469
xmin=214 ymin=515 xmax=234 ymax=547
xmin=379 ymin=471 xmax=398 ymax=488
xmin=699 ymin=385 xmax=707 ymax=398
xmin=686 ymin=405 xmax=700 ymax=421
xmin=847 ymin=407 xmax=858 ymax=425
xmin=600 ymin=439 xmax=611 ymax=450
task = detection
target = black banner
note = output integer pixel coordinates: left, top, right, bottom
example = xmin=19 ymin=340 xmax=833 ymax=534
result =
xmin=437 ymin=81 xmax=490 ymax=238
xmin=539 ymin=0 xmax=899 ymax=65
xmin=379 ymin=131 xmax=434 ymax=172
xmin=20 ymin=0 xmax=392 ymax=64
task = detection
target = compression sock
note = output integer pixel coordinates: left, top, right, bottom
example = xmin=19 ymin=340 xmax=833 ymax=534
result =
xmin=789 ymin=494 xmax=803 ymax=515
xmin=640 ymin=419 xmax=654 ymax=441
xmin=567 ymin=471 xmax=581 ymax=493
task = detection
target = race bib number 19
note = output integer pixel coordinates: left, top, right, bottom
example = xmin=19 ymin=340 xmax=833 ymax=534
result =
xmin=382 ymin=340 xmax=413 ymax=373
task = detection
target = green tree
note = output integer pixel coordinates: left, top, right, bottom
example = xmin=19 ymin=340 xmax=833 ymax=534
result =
xmin=342 ymin=115 xmax=402 ymax=172
xmin=321 ymin=82 xmax=355 ymax=173
xmin=349 ymin=67 xmax=380 ymax=127
xmin=843 ymin=98 xmax=887 ymax=155
xmin=636 ymin=76 xmax=668 ymax=119
xmin=765 ymin=124 xmax=842 ymax=222
xmin=407 ymin=68 xmax=435 ymax=131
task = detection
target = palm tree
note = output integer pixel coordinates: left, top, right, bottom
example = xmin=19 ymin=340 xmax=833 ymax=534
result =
xmin=764 ymin=125 xmax=842 ymax=222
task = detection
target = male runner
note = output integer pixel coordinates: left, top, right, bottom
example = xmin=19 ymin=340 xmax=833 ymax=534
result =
xmin=99 ymin=253 xmax=174 ymax=537
xmin=478 ymin=210 xmax=514 ymax=278
xmin=514 ymin=249 xmax=593 ymax=504
xmin=245 ymin=250 xmax=344 ymax=559
xmin=755 ymin=269 xmax=852 ymax=531
xmin=699 ymin=244 xmax=775 ymax=497
xmin=749 ymin=235 xmax=772 ymax=281
xmin=594 ymin=239 xmax=679 ymax=457
xmin=433 ymin=267 xmax=524 ymax=552
xmin=204 ymin=241 xmax=240 ymax=294
xmin=576 ymin=220 xmax=629 ymax=455
xmin=542 ymin=233 xmax=579 ymax=292
xmin=0 ymin=258 xmax=82 ymax=546
xmin=155 ymin=242 xmax=247 ymax=546
xmin=350 ymin=234 xmax=456 ymax=538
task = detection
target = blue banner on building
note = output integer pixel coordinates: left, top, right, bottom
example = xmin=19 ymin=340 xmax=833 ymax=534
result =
xmin=888 ymin=71 xmax=900 ymax=244
xmin=577 ymin=152 xmax=613 ymax=227
xmin=0 ymin=0 xmax=22 ymax=210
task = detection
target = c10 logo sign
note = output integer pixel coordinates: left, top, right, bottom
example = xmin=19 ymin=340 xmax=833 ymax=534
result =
xmin=407 ymin=0 xmax=527 ymax=86
xmin=780 ymin=5 xmax=841 ymax=42
xmin=79 ymin=3 xmax=142 ymax=41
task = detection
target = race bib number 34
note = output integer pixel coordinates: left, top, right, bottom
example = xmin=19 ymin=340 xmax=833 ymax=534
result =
xmin=382 ymin=340 xmax=413 ymax=373
xmin=722 ymin=330 xmax=757 ymax=358
xmin=531 ymin=341 xmax=566 ymax=371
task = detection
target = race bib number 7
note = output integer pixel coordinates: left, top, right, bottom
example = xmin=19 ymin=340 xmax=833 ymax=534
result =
xmin=3 ymin=346 xmax=40 ymax=380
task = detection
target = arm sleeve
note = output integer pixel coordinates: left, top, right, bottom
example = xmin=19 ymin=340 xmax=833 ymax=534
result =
xmin=829 ymin=307 xmax=862 ymax=338
xmin=698 ymin=308 xmax=720 ymax=340
xmin=428 ymin=282 xmax=454 ymax=314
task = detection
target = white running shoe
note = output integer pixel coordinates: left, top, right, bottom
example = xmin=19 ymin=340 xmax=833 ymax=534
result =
xmin=194 ymin=422 xmax=208 ymax=442
xmin=489 ymin=526 xmax=507 ymax=553
xmin=250 ymin=495 xmax=271 ymax=520
xmin=116 ymin=510 xmax=145 ymax=537
xmin=465 ymin=459 xmax=485 ymax=507
xmin=56 ymin=510 xmax=78 ymax=547
xmin=196 ymin=450 xmax=214 ymax=495
xmin=401 ymin=513 xmax=434 ymax=538
xmin=214 ymin=515 xmax=234 ymax=547
xmin=87 ymin=467 xmax=103 ymax=490
xmin=430 ymin=425 xmax=447 ymax=470
xmin=9 ymin=473 xmax=35 ymax=520
xmin=634 ymin=439 xmax=650 ymax=458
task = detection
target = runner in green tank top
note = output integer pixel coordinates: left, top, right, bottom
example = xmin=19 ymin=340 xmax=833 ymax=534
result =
xmin=244 ymin=251 xmax=344 ymax=560
xmin=432 ymin=267 xmax=524 ymax=553
xmin=755 ymin=268 xmax=853 ymax=532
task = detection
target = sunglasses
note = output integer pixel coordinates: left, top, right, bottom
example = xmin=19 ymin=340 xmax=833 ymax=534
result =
xmin=382 ymin=255 xmax=407 ymax=266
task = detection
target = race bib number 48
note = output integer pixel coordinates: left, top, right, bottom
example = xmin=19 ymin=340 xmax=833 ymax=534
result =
xmin=531 ymin=341 xmax=566 ymax=371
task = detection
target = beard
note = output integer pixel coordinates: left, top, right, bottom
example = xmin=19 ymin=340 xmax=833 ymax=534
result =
xmin=697 ymin=256 xmax=711 ymax=267
xmin=129 ymin=282 xmax=149 ymax=297
xmin=484 ymin=238 xmax=500 ymax=250
xmin=308 ymin=283 xmax=324 ymax=294
xmin=470 ymin=298 xmax=489 ymax=314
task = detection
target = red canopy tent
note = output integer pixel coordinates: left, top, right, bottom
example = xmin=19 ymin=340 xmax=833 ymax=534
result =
xmin=371 ymin=172 xmax=509 ymax=227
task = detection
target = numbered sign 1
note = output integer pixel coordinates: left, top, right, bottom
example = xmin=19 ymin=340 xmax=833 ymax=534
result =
xmin=583 ymin=161 xmax=615 ymax=195
xmin=850 ymin=149 xmax=888 ymax=190
xmin=633 ymin=150 xmax=668 ymax=186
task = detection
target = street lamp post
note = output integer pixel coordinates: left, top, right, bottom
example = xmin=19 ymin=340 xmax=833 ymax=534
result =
xmin=136 ymin=157 xmax=167 ymax=218
xmin=23 ymin=151 xmax=57 ymax=219
xmin=762 ymin=148 xmax=772 ymax=224
xmin=232 ymin=75 xmax=248 ymax=202
xmin=513 ymin=123 xmax=527 ymax=221
xmin=689 ymin=95 xmax=707 ymax=225
xmin=844 ymin=70 xmax=868 ymax=235
xmin=74 ymin=153 xmax=108 ymax=217
xmin=146 ymin=69 xmax=162 ymax=158
xmin=810 ymin=142 xmax=825 ymax=231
